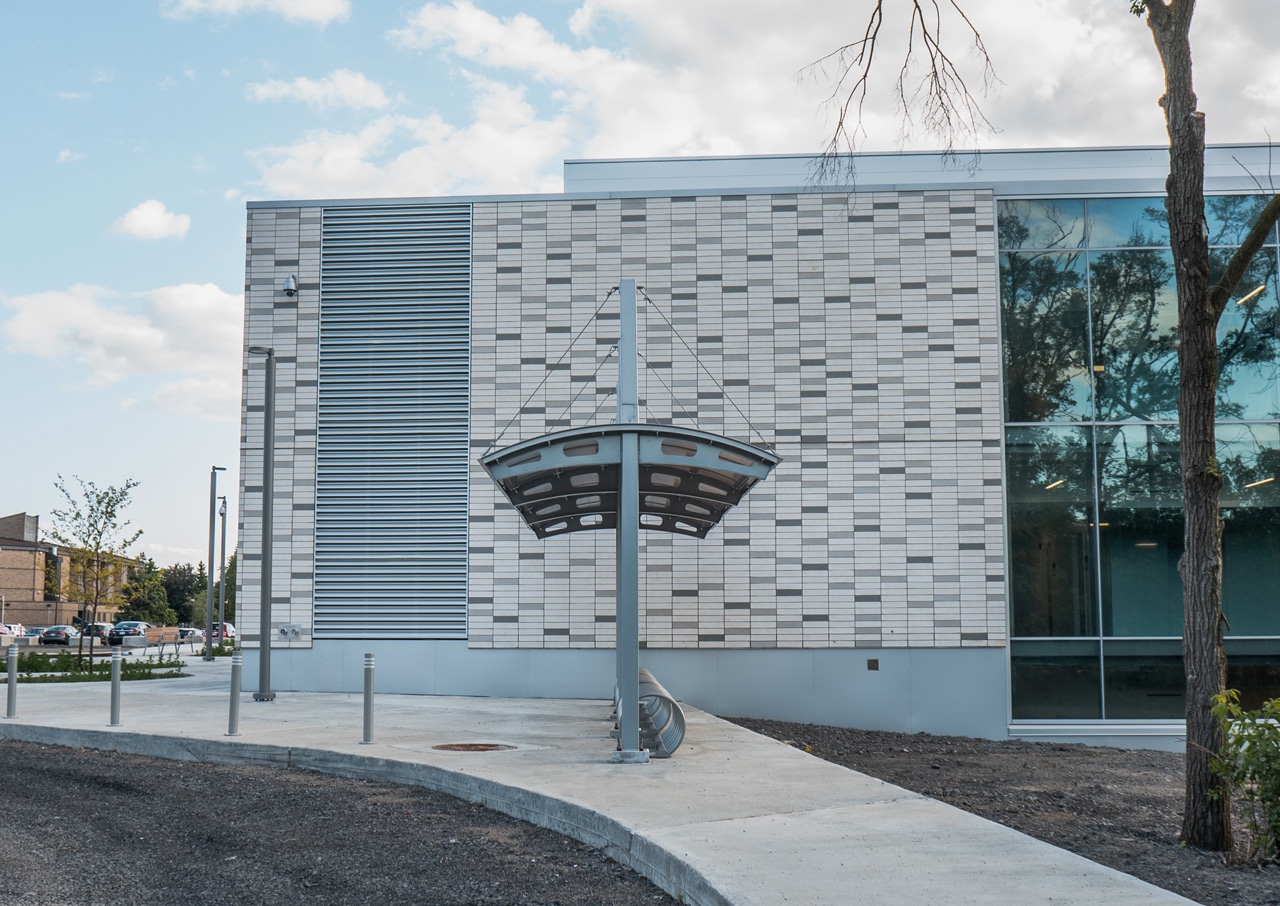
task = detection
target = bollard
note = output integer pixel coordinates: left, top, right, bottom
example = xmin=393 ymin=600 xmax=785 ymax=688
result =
xmin=6 ymin=644 xmax=17 ymax=719
xmin=227 ymin=651 xmax=242 ymax=737
xmin=109 ymin=647 xmax=122 ymax=727
xmin=361 ymin=653 xmax=375 ymax=745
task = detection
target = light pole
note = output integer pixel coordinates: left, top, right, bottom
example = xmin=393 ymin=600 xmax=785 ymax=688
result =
xmin=247 ymin=345 xmax=277 ymax=701
xmin=204 ymin=466 xmax=225 ymax=661
xmin=217 ymin=496 xmax=228 ymax=647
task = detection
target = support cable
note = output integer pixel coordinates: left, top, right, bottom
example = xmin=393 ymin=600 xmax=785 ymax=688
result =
xmin=485 ymin=287 xmax=618 ymax=455
xmin=550 ymin=345 xmax=617 ymax=427
xmin=638 ymin=287 xmax=773 ymax=449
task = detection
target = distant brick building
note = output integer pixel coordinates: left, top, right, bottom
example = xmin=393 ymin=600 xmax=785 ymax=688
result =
xmin=0 ymin=512 xmax=65 ymax=627
xmin=0 ymin=512 xmax=131 ymax=628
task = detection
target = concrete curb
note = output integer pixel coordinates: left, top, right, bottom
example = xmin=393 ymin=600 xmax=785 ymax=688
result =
xmin=0 ymin=722 xmax=728 ymax=906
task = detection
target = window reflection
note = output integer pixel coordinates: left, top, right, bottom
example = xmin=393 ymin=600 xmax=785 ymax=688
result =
xmin=1206 ymin=196 xmax=1276 ymax=247
xmin=1006 ymin=427 xmax=1097 ymax=637
xmin=1090 ymin=249 xmax=1179 ymax=421
xmin=1103 ymin=639 xmax=1184 ymax=719
xmin=1011 ymin=639 xmax=1101 ymax=719
xmin=1087 ymin=198 xmax=1170 ymax=248
xmin=1001 ymin=252 xmax=1090 ymax=422
xmin=998 ymin=199 xmax=1086 ymax=250
xmin=1097 ymin=424 xmax=1183 ymax=637
xmin=1219 ymin=425 xmax=1280 ymax=636
xmin=998 ymin=196 xmax=1280 ymax=720
xmin=1214 ymin=249 xmax=1280 ymax=419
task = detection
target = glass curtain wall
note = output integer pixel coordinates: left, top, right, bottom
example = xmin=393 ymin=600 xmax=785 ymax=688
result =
xmin=1000 ymin=196 xmax=1280 ymax=719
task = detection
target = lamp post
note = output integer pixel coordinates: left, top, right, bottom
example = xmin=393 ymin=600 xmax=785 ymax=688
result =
xmin=247 ymin=345 xmax=277 ymax=701
xmin=204 ymin=466 xmax=225 ymax=661
xmin=217 ymin=496 xmax=228 ymax=647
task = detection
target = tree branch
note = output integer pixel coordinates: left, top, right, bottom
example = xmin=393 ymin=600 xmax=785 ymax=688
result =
xmin=1209 ymin=194 xmax=1280 ymax=319
xmin=809 ymin=0 xmax=997 ymax=181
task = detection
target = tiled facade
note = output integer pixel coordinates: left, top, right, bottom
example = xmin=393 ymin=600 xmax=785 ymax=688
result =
xmin=241 ymin=189 xmax=1007 ymax=654
xmin=239 ymin=206 xmax=321 ymax=649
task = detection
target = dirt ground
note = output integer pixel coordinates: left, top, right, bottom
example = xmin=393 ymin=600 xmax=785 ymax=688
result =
xmin=6 ymin=727 xmax=1280 ymax=905
xmin=0 ymin=740 xmax=677 ymax=906
xmin=729 ymin=718 xmax=1279 ymax=906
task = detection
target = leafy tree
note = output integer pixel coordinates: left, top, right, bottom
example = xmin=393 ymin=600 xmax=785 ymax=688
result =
xmin=46 ymin=475 xmax=142 ymax=664
xmin=820 ymin=0 xmax=1280 ymax=850
xmin=160 ymin=562 xmax=204 ymax=625
xmin=121 ymin=558 xmax=176 ymax=626
xmin=213 ymin=549 xmax=237 ymax=624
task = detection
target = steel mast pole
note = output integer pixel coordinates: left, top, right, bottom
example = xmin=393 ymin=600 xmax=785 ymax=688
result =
xmin=611 ymin=278 xmax=647 ymax=763
xmin=248 ymin=346 xmax=277 ymax=702
xmin=217 ymin=496 xmax=228 ymax=645
xmin=204 ymin=467 xmax=225 ymax=661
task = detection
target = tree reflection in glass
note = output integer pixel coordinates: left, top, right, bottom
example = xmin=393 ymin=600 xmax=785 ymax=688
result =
xmin=1212 ymin=246 xmax=1280 ymax=420
xmin=1087 ymin=197 xmax=1170 ymax=248
xmin=1006 ymin=426 xmax=1097 ymax=637
xmin=1218 ymin=424 xmax=1280 ymax=636
xmin=1096 ymin=424 xmax=1183 ymax=637
xmin=1090 ymin=245 xmax=1179 ymax=421
xmin=999 ymin=203 xmax=1090 ymax=422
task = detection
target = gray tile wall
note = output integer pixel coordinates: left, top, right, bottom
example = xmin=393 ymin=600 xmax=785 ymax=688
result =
xmin=238 ymin=206 xmax=320 ymax=649
xmin=242 ymin=190 xmax=1007 ymax=653
xmin=467 ymin=190 xmax=1006 ymax=650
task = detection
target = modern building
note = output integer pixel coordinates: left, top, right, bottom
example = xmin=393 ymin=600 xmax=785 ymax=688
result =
xmin=237 ymin=145 xmax=1280 ymax=749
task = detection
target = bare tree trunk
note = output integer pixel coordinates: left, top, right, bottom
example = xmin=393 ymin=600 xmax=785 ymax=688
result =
xmin=1145 ymin=0 xmax=1231 ymax=852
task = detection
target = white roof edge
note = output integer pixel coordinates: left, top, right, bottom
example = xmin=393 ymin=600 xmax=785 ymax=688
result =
xmin=245 ymin=144 xmax=1278 ymax=209
xmin=564 ymin=144 xmax=1275 ymax=196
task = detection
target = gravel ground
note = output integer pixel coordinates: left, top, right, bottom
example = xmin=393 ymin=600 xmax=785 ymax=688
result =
xmin=0 ymin=740 xmax=677 ymax=906
xmin=729 ymin=718 xmax=1280 ymax=906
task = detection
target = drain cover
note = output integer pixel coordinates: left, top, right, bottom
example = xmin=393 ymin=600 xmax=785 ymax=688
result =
xmin=431 ymin=743 xmax=515 ymax=752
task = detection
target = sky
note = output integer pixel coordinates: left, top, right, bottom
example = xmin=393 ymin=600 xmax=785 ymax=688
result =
xmin=2 ymin=0 xmax=1279 ymax=566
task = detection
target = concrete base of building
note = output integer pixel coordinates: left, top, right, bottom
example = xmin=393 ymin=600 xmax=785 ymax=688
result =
xmin=243 ymin=642 xmax=1012 ymax=740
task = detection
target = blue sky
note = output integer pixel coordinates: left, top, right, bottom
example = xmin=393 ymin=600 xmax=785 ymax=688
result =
xmin=2 ymin=0 xmax=1278 ymax=565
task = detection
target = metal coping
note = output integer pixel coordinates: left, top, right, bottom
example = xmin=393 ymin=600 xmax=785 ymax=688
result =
xmin=481 ymin=424 xmax=780 ymax=540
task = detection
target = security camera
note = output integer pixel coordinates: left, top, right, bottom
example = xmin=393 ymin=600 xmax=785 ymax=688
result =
xmin=283 ymin=274 xmax=298 ymax=297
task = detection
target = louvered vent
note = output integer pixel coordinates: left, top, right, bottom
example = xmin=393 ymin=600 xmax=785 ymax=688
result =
xmin=315 ymin=204 xmax=471 ymax=639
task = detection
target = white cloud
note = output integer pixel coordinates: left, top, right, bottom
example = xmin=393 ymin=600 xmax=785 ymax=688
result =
xmin=57 ymin=149 xmax=84 ymax=164
xmin=161 ymin=0 xmax=349 ymax=26
xmin=224 ymin=188 xmax=243 ymax=201
xmin=56 ymin=91 xmax=89 ymax=101
xmin=241 ymin=0 xmax=1280 ymax=200
xmin=247 ymin=69 xmax=390 ymax=111
xmin=251 ymin=76 xmax=568 ymax=197
xmin=111 ymin=200 xmax=191 ymax=240
xmin=0 ymin=283 xmax=243 ymax=421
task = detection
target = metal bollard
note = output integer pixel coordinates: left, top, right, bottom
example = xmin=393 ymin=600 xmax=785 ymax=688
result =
xmin=361 ymin=653 xmax=375 ymax=745
xmin=6 ymin=644 xmax=17 ymax=719
xmin=109 ymin=648 xmax=122 ymax=727
xmin=227 ymin=651 xmax=242 ymax=737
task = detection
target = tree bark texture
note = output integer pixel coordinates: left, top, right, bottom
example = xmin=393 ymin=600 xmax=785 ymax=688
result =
xmin=1145 ymin=0 xmax=1232 ymax=852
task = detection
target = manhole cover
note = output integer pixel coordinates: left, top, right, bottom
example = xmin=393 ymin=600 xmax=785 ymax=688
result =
xmin=431 ymin=743 xmax=516 ymax=752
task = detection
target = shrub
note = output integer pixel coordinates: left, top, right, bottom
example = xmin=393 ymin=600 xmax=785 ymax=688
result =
xmin=1210 ymin=690 xmax=1280 ymax=863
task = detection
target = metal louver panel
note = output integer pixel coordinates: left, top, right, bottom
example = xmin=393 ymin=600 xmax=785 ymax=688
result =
xmin=316 ymin=204 xmax=471 ymax=639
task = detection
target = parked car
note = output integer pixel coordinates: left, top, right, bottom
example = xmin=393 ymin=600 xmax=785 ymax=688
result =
xmin=178 ymin=627 xmax=204 ymax=641
xmin=41 ymin=625 xmax=80 ymax=645
xmin=107 ymin=621 xmax=152 ymax=646
xmin=212 ymin=623 xmax=236 ymax=641
xmin=4 ymin=623 xmax=26 ymax=636
xmin=23 ymin=627 xmax=44 ymax=638
xmin=80 ymin=623 xmax=114 ymax=644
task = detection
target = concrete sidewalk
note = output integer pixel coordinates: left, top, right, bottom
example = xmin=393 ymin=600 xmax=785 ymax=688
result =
xmin=0 ymin=659 xmax=1194 ymax=905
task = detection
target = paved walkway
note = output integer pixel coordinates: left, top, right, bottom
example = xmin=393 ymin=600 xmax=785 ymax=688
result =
xmin=0 ymin=658 xmax=1194 ymax=905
